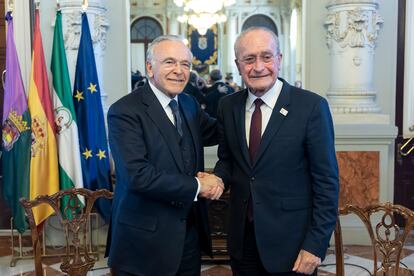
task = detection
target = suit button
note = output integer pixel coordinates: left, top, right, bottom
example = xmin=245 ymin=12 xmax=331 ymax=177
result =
xmin=243 ymin=199 xmax=248 ymax=204
xmin=251 ymin=177 xmax=255 ymax=181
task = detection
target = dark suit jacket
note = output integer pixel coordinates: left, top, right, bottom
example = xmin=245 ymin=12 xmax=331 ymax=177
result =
xmin=183 ymin=82 xmax=206 ymax=107
xmin=107 ymin=84 xmax=216 ymax=275
xmin=204 ymin=82 xmax=235 ymax=118
xmin=214 ymin=78 xmax=339 ymax=273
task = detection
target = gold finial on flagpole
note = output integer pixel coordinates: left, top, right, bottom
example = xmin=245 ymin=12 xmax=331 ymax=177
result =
xmin=82 ymin=0 xmax=88 ymax=11
xmin=35 ymin=0 xmax=40 ymax=10
xmin=8 ymin=0 xmax=14 ymax=13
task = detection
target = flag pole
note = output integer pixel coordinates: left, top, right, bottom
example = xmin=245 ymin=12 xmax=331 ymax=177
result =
xmin=34 ymin=0 xmax=40 ymax=10
xmin=82 ymin=0 xmax=88 ymax=12
xmin=57 ymin=0 xmax=60 ymax=11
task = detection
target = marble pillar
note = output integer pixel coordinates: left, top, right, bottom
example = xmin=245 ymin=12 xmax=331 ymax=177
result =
xmin=225 ymin=10 xmax=240 ymax=85
xmin=168 ymin=11 xmax=180 ymax=35
xmin=324 ymin=0 xmax=387 ymax=123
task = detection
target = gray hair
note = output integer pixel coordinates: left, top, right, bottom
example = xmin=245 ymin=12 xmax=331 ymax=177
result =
xmin=234 ymin=27 xmax=280 ymax=59
xmin=146 ymin=35 xmax=193 ymax=65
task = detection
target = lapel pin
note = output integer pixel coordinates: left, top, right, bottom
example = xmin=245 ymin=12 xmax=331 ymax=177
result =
xmin=280 ymin=108 xmax=288 ymax=116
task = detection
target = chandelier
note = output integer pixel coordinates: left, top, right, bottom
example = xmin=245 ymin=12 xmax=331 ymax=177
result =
xmin=174 ymin=0 xmax=236 ymax=35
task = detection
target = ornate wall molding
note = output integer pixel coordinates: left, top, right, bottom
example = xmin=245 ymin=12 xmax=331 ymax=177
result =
xmin=59 ymin=1 xmax=109 ymax=51
xmin=324 ymin=0 xmax=384 ymax=116
xmin=58 ymin=0 xmax=110 ymax=110
xmin=325 ymin=7 xmax=383 ymax=49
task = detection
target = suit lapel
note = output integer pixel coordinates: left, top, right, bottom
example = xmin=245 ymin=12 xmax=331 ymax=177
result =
xmin=142 ymin=86 xmax=185 ymax=173
xmin=179 ymin=94 xmax=199 ymax=166
xmin=254 ymin=80 xmax=291 ymax=166
xmin=232 ymin=90 xmax=251 ymax=167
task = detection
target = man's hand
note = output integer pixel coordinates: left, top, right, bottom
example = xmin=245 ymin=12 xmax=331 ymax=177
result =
xmin=197 ymin=172 xmax=224 ymax=200
xmin=292 ymin=249 xmax=321 ymax=275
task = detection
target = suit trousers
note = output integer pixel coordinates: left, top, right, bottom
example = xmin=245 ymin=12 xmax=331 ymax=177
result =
xmin=231 ymin=220 xmax=317 ymax=276
xmin=113 ymin=223 xmax=201 ymax=276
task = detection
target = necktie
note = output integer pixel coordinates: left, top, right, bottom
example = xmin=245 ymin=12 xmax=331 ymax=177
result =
xmin=247 ymin=98 xmax=263 ymax=222
xmin=169 ymin=99 xmax=183 ymax=137
xmin=249 ymin=98 xmax=264 ymax=162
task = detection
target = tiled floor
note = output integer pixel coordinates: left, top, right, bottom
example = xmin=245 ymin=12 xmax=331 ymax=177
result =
xmin=1 ymin=236 xmax=414 ymax=275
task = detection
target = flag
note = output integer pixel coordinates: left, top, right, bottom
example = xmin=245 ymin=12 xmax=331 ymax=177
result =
xmin=28 ymin=9 xmax=59 ymax=225
xmin=1 ymin=12 xmax=31 ymax=233
xmin=73 ymin=13 xmax=112 ymax=223
xmin=51 ymin=11 xmax=84 ymax=218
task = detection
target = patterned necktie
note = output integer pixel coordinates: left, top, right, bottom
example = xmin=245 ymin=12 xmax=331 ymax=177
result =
xmin=249 ymin=98 xmax=264 ymax=162
xmin=247 ymin=98 xmax=263 ymax=222
xmin=169 ymin=99 xmax=183 ymax=137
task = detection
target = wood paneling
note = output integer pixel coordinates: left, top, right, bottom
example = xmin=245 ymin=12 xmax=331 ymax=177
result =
xmin=394 ymin=0 xmax=414 ymax=215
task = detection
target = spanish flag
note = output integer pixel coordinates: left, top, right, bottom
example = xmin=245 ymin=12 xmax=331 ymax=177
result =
xmin=28 ymin=9 xmax=59 ymax=225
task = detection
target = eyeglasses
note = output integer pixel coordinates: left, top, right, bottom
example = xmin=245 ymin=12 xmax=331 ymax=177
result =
xmin=238 ymin=53 xmax=277 ymax=65
xmin=158 ymin=58 xmax=192 ymax=70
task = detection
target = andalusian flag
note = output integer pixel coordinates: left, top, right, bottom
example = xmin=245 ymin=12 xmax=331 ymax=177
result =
xmin=28 ymin=9 xmax=59 ymax=225
xmin=51 ymin=11 xmax=84 ymax=218
xmin=2 ymin=12 xmax=31 ymax=233
xmin=73 ymin=13 xmax=112 ymax=223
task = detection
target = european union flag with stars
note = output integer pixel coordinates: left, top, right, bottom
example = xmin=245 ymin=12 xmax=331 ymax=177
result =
xmin=73 ymin=12 xmax=112 ymax=223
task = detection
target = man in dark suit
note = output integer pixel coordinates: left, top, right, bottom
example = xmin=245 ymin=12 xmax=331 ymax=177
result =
xmin=183 ymin=71 xmax=206 ymax=108
xmin=107 ymin=35 xmax=224 ymax=276
xmin=213 ymin=27 xmax=339 ymax=275
xmin=203 ymin=69 xmax=235 ymax=118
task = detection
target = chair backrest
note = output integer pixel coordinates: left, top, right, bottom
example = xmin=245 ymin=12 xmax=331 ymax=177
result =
xmin=334 ymin=202 xmax=414 ymax=276
xmin=20 ymin=188 xmax=113 ymax=276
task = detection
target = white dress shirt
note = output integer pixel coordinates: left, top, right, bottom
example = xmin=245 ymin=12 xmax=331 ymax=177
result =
xmin=149 ymin=81 xmax=177 ymax=126
xmin=149 ymin=81 xmax=200 ymax=200
xmin=245 ymin=79 xmax=283 ymax=146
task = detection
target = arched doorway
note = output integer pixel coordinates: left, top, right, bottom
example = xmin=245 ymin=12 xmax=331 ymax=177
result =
xmin=130 ymin=17 xmax=163 ymax=76
xmin=241 ymin=14 xmax=278 ymax=35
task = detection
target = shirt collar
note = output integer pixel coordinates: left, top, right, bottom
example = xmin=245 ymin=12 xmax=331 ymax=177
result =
xmin=246 ymin=79 xmax=283 ymax=111
xmin=149 ymin=81 xmax=178 ymax=109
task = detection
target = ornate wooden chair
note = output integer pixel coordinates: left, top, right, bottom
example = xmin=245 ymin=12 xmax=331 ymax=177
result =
xmin=334 ymin=202 xmax=414 ymax=276
xmin=20 ymin=188 xmax=113 ymax=276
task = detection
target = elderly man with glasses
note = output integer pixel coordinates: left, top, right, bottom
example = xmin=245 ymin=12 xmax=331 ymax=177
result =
xmin=106 ymin=35 xmax=223 ymax=276
xmin=213 ymin=27 xmax=339 ymax=276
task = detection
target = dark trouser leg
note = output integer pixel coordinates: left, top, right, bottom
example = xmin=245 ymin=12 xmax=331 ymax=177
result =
xmin=176 ymin=224 xmax=201 ymax=276
xmin=231 ymin=220 xmax=268 ymax=276
xmin=231 ymin=221 xmax=317 ymax=276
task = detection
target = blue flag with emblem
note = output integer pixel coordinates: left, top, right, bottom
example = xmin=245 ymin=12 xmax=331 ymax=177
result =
xmin=73 ymin=12 xmax=112 ymax=223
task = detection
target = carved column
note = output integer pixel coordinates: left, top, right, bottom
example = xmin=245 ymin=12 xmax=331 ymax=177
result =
xmin=324 ymin=0 xmax=383 ymax=117
xmin=226 ymin=10 xmax=240 ymax=85
xmin=58 ymin=0 xmax=110 ymax=111
xmin=167 ymin=11 xmax=180 ymax=35
xmin=280 ymin=7 xmax=291 ymax=82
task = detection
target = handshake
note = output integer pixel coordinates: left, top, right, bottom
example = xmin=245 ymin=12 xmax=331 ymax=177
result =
xmin=197 ymin=172 xmax=224 ymax=200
